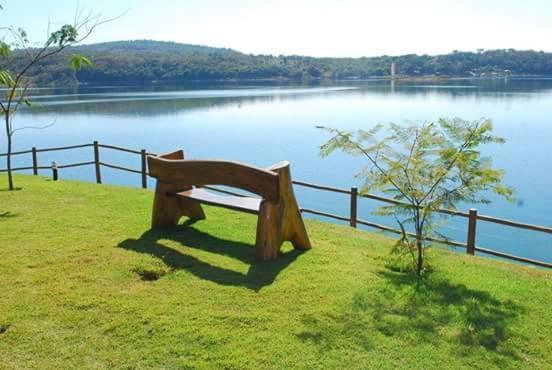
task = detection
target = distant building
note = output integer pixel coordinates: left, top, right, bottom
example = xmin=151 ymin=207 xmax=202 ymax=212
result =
xmin=391 ymin=62 xmax=396 ymax=78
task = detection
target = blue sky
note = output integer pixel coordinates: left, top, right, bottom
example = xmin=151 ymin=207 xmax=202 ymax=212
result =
xmin=3 ymin=0 xmax=552 ymax=57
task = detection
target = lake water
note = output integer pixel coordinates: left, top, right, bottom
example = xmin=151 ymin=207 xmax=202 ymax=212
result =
xmin=3 ymin=78 xmax=552 ymax=264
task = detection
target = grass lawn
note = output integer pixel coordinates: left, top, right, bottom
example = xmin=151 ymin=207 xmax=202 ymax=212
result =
xmin=1 ymin=174 xmax=551 ymax=369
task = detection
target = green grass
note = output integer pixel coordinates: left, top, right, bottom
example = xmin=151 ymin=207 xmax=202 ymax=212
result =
xmin=1 ymin=174 xmax=551 ymax=369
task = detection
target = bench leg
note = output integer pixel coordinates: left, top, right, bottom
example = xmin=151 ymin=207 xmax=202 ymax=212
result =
xmin=178 ymin=197 xmax=206 ymax=221
xmin=269 ymin=163 xmax=312 ymax=251
xmin=255 ymin=201 xmax=282 ymax=260
xmin=152 ymin=182 xmax=205 ymax=228
xmin=152 ymin=186 xmax=182 ymax=228
xmin=286 ymin=207 xmax=312 ymax=251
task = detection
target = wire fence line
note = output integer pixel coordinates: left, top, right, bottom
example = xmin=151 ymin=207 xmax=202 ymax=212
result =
xmin=1 ymin=141 xmax=551 ymax=269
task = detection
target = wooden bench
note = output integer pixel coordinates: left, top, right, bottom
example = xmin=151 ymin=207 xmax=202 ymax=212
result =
xmin=147 ymin=150 xmax=312 ymax=260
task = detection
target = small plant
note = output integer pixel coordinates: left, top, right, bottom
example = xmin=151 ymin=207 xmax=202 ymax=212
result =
xmin=0 ymin=5 xmax=116 ymax=190
xmin=132 ymin=258 xmax=172 ymax=281
xmin=0 ymin=323 xmax=9 ymax=335
xmin=319 ymin=118 xmax=513 ymax=275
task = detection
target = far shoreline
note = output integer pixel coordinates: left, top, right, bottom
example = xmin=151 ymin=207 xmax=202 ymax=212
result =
xmin=5 ymin=75 xmax=552 ymax=89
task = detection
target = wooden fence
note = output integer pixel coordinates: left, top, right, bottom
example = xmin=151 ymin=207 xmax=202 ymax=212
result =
xmin=1 ymin=141 xmax=551 ymax=269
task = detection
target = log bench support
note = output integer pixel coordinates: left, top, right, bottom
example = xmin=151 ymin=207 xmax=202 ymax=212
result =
xmin=148 ymin=150 xmax=311 ymax=260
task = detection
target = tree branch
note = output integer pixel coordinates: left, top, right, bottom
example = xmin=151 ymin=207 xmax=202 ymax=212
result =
xmin=402 ymin=126 xmax=420 ymax=202
xmin=11 ymin=119 xmax=56 ymax=135
xmin=418 ymin=122 xmax=480 ymax=205
xmin=332 ymin=129 xmax=416 ymax=204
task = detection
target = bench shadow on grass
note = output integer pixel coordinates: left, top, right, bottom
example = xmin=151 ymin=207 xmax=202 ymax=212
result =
xmin=297 ymin=270 xmax=525 ymax=364
xmin=118 ymin=221 xmax=305 ymax=291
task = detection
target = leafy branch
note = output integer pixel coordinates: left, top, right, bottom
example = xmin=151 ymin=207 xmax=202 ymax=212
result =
xmin=0 ymin=5 xmax=120 ymax=190
xmin=319 ymin=118 xmax=513 ymax=274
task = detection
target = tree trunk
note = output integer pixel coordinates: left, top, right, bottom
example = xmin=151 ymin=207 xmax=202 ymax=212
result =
xmin=4 ymin=112 xmax=13 ymax=191
xmin=414 ymin=209 xmax=423 ymax=275
xmin=7 ymin=132 xmax=13 ymax=191
xmin=416 ymin=233 xmax=423 ymax=275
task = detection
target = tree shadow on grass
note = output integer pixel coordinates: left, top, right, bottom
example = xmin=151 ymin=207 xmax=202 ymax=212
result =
xmin=364 ymin=271 xmax=524 ymax=354
xmin=0 ymin=187 xmax=22 ymax=192
xmin=118 ymin=221 xmax=305 ymax=291
xmin=297 ymin=270 xmax=525 ymax=365
xmin=0 ymin=211 xmax=17 ymax=220
xmin=296 ymin=311 xmax=375 ymax=352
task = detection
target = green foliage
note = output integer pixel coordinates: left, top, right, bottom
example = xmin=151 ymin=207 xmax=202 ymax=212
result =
xmin=0 ymin=174 xmax=550 ymax=368
xmin=70 ymin=54 xmax=92 ymax=70
xmin=0 ymin=41 xmax=10 ymax=58
xmin=16 ymin=28 xmax=28 ymax=44
xmin=0 ymin=70 xmax=14 ymax=87
xmin=320 ymin=118 xmax=513 ymax=274
xmin=6 ymin=42 xmax=552 ymax=85
xmin=131 ymin=257 xmax=172 ymax=281
xmin=47 ymin=24 xmax=78 ymax=47
xmin=386 ymin=220 xmax=435 ymax=273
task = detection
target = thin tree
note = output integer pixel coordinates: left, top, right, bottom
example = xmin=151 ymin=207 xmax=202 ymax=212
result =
xmin=319 ymin=118 xmax=513 ymax=274
xmin=0 ymin=6 xmax=115 ymax=190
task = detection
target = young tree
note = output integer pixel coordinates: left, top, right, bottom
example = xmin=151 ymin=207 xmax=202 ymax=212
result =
xmin=319 ymin=118 xmax=513 ymax=275
xmin=0 ymin=7 xmax=112 ymax=190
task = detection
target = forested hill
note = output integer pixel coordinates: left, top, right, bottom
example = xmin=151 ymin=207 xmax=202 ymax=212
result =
xmin=6 ymin=40 xmax=552 ymax=85
xmin=73 ymin=40 xmax=239 ymax=56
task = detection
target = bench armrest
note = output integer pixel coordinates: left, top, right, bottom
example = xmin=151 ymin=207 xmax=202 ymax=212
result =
xmin=267 ymin=161 xmax=290 ymax=172
xmin=157 ymin=149 xmax=184 ymax=160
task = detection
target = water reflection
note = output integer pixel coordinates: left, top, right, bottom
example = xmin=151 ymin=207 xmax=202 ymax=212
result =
xmin=16 ymin=78 xmax=552 ymax=117
xmin=3 ymin=78 xmax=552 ymax=263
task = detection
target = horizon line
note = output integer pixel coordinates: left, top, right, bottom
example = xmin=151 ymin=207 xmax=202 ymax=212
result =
xmin=73 ymin=39 xmax=552 ymax=59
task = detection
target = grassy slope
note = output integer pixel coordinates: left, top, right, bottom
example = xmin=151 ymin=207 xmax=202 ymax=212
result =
xmin=0 ymin=175 xmax=551 ymax=369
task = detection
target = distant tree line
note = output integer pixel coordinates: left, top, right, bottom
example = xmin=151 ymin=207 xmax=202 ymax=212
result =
xmin=3 ymin=40 xmax=552 ymax=85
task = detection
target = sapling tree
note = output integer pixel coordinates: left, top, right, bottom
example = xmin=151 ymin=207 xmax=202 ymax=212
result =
xmin=319 ymin=118 xmax=513 ymax=275
xmin=0 ymin=6 xmax=113 ymax=190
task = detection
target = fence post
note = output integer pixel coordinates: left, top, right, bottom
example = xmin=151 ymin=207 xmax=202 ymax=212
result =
xmin=32 ymin=147 xmax=38 ymax=175
xmin=141 ymin=149 xmax=147 ymax=189
xmin=93 ymin=141 xmax=102 ymax=184
xmin=467 ymin=208 xmax=478 ymax=255
xmin=350 ymin=187 xmax=358 ymax=228
xmin=51 ymin=161 xmax=58 ymax=181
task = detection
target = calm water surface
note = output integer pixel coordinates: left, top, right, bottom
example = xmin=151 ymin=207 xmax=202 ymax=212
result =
xmin=4 ymin=79 xmax=552 ymax=263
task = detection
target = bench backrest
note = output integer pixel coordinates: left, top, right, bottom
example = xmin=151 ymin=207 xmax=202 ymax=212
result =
xmin=148 ymin=150 xmax=280 ymax=201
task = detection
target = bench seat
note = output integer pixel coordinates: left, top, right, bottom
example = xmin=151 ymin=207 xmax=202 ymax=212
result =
xmin=148 ymin=149 xmax=312 ymax=260
xmin=174 ymin=188 xmax=261 ymax=215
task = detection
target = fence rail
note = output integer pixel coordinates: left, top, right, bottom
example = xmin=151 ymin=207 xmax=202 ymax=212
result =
xmin=1 ymin=141 xmax=551 ymax=269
